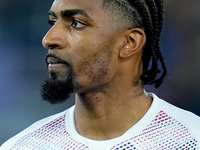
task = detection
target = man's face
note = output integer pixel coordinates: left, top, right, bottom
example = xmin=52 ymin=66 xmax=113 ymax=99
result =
xmin=41 ymin=0 xmax=123 ymax=103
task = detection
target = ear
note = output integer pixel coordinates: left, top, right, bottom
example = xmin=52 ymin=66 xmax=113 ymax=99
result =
xmin=119 ymin=28 xmax=146 ymax=58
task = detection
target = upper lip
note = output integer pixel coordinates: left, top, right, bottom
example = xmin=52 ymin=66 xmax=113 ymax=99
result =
xmin=47 ymin=57 xmax=62 ymax=64
xmin=46 ymin=55 xmax=66 ymax=65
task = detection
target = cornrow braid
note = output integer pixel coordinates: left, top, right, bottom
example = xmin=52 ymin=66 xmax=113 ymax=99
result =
xmin=153 ymin=0 xmax=167 ymax=87
xmin=143 ymin=0 xmax=162 ymax=86
xmin=142 ymin=0 xmax=167 ymax=88
xmin=102 ymin=0 xmax=167 ymax=88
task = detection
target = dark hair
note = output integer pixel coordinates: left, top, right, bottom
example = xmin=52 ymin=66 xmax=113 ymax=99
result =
xmin=103 ymin=0 xmax=167 ymax=88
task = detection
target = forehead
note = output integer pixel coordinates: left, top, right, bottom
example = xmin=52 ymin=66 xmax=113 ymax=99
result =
xmin=51 ymin=0 xmax=105 ymax=17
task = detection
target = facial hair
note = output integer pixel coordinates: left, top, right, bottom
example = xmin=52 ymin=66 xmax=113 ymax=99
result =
xmin=41 ymin=65 xmax=74 ymax=105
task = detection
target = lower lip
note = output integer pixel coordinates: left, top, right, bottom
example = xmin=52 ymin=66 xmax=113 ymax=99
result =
xmin=48 ymin=63 xmax=67 ymax=71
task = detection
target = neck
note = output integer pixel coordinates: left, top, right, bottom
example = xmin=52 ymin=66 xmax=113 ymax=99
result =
xmin=74 ymin=82 xmax=152 ymax=140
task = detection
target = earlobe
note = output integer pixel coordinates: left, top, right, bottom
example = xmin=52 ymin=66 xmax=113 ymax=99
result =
xmin=119 ymin=28 xmax=146 ymax=58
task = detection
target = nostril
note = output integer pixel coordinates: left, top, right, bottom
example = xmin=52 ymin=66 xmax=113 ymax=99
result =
xmin=48 ymin=44 xmax=59 ymax=49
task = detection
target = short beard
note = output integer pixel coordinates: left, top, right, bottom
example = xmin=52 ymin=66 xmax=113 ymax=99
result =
xmin=41 ymin=70 xmax=74 ymax=105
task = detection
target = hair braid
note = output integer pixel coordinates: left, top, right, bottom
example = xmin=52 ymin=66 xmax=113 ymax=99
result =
xmin=143 ymin=0 xmax=162 ymax=86
xmin=153 ymin=0 xmax=167 ymax=88
xmin=145 ymin=0 xmax=167 ymax=87
xmin=155 ymin=0 xmax=164 ymax=33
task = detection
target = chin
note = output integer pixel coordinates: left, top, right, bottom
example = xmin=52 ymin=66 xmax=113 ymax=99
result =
xmin=41 ymin=71 xmax=75 ymax=104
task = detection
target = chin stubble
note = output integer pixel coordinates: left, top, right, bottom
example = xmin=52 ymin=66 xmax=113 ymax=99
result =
xmin=41 ymin=67 xmax=74 ymax=105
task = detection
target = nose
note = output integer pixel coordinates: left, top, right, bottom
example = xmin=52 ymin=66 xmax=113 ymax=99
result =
xmin=42 ymin=22 xmax=67 ymax=50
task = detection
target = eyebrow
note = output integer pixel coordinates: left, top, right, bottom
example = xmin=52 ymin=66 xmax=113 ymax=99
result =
xmin=48 ymin=9 xmax=91 ymax=20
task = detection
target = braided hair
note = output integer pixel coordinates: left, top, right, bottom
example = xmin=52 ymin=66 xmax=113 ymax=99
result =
xmin=103 ymin=0 xmax=167 ymax=88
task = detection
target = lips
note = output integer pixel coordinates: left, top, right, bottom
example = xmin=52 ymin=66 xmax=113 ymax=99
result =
xmin=46 ymin=56 xmax=68 ymax=71
xmin=46 ymin=56 xmax=64 ymax=65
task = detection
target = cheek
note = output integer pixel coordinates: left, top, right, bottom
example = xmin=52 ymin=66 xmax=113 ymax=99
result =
xmin=85 ymin=53 xmax=110 ymax=82
xmin=73 ymin=44 xmax=115 ymax=86
xmin=69 ymin=30 xmax=117 ymax=87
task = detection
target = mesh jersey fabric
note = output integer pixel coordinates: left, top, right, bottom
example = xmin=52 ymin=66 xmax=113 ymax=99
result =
xmin=1 ymin=93 xmax=200 ymax=150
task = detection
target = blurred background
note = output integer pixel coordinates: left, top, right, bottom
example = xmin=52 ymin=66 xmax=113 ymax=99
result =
xmin=0 ymin=0 xmax=200 ymax=145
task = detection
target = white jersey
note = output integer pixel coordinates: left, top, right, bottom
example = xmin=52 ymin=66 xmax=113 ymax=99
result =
xmin=1 ymin=93 xmax=200 ymax=150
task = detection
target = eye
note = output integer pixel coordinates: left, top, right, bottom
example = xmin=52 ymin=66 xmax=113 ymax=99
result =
xmin=71 ymin=19 xmax=87 ymax=29
xmin=48 ymin=20 xmax=57 ymax=26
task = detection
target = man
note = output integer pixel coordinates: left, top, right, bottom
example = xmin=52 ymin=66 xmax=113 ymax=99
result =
xmin=1 ymin=0 xmax=200 ymax=149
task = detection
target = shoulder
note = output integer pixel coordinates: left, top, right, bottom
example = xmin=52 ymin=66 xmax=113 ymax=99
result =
xmin=163 ymin=99 xmax=200 ymax=134
xmin=0 ymin=106 xmax=75 ymax=150
xmin=151 ymin=93 xmax=200 ymax=138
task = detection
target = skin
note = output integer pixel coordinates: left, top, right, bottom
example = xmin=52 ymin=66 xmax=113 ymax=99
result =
xmin=42 ymin=0 xmax=152 ymax=140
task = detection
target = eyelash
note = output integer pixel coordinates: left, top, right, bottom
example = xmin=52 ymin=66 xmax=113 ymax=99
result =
xmin=48 ymin=20 xmax=56 ymax=26
xmin=48 ymin=19 xmax=87 ymax=29
xmin=71 ymin=19 xmax=87 ymax=29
